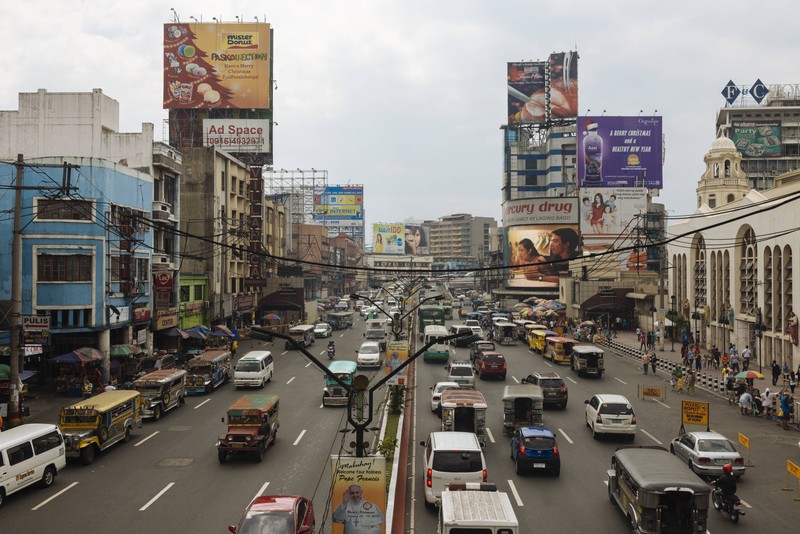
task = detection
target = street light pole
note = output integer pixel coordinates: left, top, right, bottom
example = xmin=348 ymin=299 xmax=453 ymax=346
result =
xmin=670 ymin=295 xmax=676 ymax=352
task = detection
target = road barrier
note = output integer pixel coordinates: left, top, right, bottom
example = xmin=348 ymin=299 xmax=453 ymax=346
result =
xmin=737 ymin=433 xmax=754 ymax=467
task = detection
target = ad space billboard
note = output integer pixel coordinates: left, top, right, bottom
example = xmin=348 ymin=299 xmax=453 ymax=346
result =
xmin=202 ymin=119 xmax=270 ymax=152
xmin=548 ymin=51 xmax=579 ymax=120
xmin=403 ymin=225 xmax=429 ymax=255
xmin=576 ymin=116 xmax=663 ymax=188
xmin=732 ymin=121 xmax=782 ymax=158
xmin=163 ymin=23 xmax=271 ymax=109
xmin=507 ymin=62 xmax=547 ymax=124
xmin=373 ymin=224 xmax=404 ymax=255
xmin=504 ymin=198 xmax=579 ymax=288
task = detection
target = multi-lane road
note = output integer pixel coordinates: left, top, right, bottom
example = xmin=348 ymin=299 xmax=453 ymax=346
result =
xmin=4 ymin=312 xmax=799 ymax=533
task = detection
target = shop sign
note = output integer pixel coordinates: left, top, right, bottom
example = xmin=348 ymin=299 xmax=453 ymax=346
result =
xmin=154 ymin=271 xmax=174 ymax=292
xmin=234 ymin=294 xmax=254 ymax=311
xmin=23 ymin=315 xmax=50 ymax=330
xmin=155 ymin=314 xmax=179 ymax=330
xmin=134 ymin=307 xmax=151 ymax=322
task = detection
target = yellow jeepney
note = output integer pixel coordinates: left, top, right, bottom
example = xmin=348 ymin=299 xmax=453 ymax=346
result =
xmin=544 ymin=336 xmax=574 ymax=364
xmin=59 ymin=390 xmax=142 ymax=465
xmin=528 ymin=329 xmax=556 ymax=354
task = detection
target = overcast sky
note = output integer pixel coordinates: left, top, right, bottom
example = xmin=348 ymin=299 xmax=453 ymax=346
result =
xmin=1 ymin=1 xmax=795 ymax=233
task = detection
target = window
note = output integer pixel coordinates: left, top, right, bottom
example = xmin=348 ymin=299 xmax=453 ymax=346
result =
xmin=221 ymin=170 xmax=226 ymax=191
xmin=7 ymin=441 xmax=34 ymax=466
xmin=163 ymin=175 xmax=176 ymax=206
xmin=38 ymin=254 xmax=93 ymax=282
xmin=179 ymin=285 xmax=190 ymax=302
xmin=32 ymin=430 xmax=63 ymax=454
xmin=37 ymin=199 xmax=93 ymax=221
xmin=194 ymin=285 xmax=203 ymax=301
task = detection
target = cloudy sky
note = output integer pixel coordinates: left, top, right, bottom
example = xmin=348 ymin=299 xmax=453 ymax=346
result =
xmin=1 ymin=1 xmax=795 ymax=233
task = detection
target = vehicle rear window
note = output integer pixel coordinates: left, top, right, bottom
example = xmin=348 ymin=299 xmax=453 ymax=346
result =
xmin=450 ymin=367 xmax=473 ymax=376
xmin=600 ymin=403 xmax=633 ymax=415
xmin=538 ymin=378 xmax=564 ymax=388
xmin=432 ymin=451 xmax=483 ymax=472
xmin=698 ymin=439 xmax=736 ymax=453
xmin=523 ymin=436 xmax=555 ymax=450
xmin=483 ymin=355 xmax=505 ymax=363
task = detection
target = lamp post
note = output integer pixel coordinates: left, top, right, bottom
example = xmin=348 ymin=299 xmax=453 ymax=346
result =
xmin=691 ymin=304 xmax=701 ymax=348
xmin=649 ymin=305 xmax=657 ymax=342
xmin=670 ymin=295 xmax=676 ymax=352
xmin=756 ymin=307 xmax=765 ymax=373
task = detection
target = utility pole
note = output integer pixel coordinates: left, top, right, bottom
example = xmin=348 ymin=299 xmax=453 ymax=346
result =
xmin=9 ymin=154 xmax=24 ymax=427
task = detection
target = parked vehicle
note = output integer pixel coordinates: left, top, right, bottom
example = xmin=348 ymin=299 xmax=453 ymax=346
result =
xmin=217 ymin=394 xmax=280 ymax=463
xmin=139 ymin=352 xmax=178 ymax=372
xmin=59 ymin=390 xmax=141 ymax=465
xmin=670 ymin=431 xmax=745 ymax=477
xmin=430 ymin=381 xmax=460 ymax=416
xmin=585 ymin=393 xmax=636 ymax=440
xmin=133 ymin=368 xmax=187 ymax=420
xmin=521 ymin=371 xmax=567 ymax=408
xmin=422 ymin=325 xmax=450 ymax=363
xmin=473 ymin=351 xmax=507 ymax=380
xmin=544 ymin=336 xmax=574 ymax=364
xmin=285 ymin=324 xmax=316 ymax=349
xmin=233 ymin=350 xmax=274 ymax=389
xmin=513 ymin=320 xmax=537 ymax=341
xmin=510 ymin=426 xmax=560 ymax=476
xmin=186 ymin=349 xmax=232 ymax=395
xmin=570 ymin=344 xmax=604 ymax=377
xmin=440 ymin=389 xmax=487 ymax=445
xmin=502 ymin=384 xmax=544 ymax=436
xmin=228 ymin=495 xmax=315 ymax=533
xmin=528 ymin=329 xmax=556 ymax=354
xmin=439 ymin=483 xmax=518 ymax=534
xmin=608 ymin=446 xmax=710 ymax=533
xmin=322 ymin=360 xmax=356 ymax=407
xmin=0 ymin=424 xmax=66 ymax=508
xmin=419 ymin=431 xmax=487 ymax=507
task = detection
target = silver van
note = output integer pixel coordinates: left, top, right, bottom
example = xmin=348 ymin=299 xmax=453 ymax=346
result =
xmin=234 ymin=350 xmax=274 ymax=389
xmin=419 ymin=431 xmax=487 ymax=507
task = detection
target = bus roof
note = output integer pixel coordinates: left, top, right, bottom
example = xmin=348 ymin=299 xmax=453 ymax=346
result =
xmin=66 ymin=390 xmax=140 ymax=412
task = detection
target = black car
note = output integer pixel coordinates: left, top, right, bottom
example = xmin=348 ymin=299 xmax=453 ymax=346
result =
xmin=521 ymin=371 xmax=568 ymax=408
xmin=469 ymin=340 xmax=496 ymax=365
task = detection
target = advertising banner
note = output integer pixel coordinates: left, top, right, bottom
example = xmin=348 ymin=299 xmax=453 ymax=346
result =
xmin=314 ymin=185 xmax=364 ymax=223
xmin=202 ymin=119 xmax=270 ymax=152
xmin=153 ymin=271 xmax=174 ymax=293
xmin=579 ymin=188 xmax=647 ymax=237
xmin=576 ymin=116 xmax=663 ymax=188
xmin=507 ymin=61 xmax=547 ymax=124
xmin=403 ymin=225 xmax=429 ymax=255
xmin=373 ymin=224 xmax=404 ymax=255
xmin=331 ymin=456 xmax=386 ymax=534
xmin=163 ymin=23 xmax=271 ymax=109
xmin=503 ymin=198 xmax=579 ymax=228
xmin=385 ymin=341 xmax=409 ymax=386
xmin=732 ymin=121 xmax=782 ymax=158
xmin=547 ymin=51 xmax=579 ymax=120
xmin=506 ymin=224 xmax=580 ymax=288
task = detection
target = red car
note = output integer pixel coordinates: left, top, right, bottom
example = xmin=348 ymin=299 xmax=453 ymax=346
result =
xmin=229 ymin=495 xmax=315 ymax=534
xmin=474 ymin=351 xmax=507 ymax=380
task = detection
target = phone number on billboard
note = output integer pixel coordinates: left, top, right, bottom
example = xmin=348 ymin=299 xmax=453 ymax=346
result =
xmin=208 ymin=137 xmax=265 ymax=146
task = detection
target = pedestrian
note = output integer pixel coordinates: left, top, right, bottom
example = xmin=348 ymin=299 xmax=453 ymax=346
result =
xmin=712 ymin=345 xmax=721 ymax=369
xmin=735 ymin=380 xmax=746 ymax=404
xmin=670 ymin=373 xmax=677 ymax=391
xmin=677 ymin=375 xmax=684 ymax=394
xmin=686 ymin=371 xmax=696 ymax=395
xmin=729 ymin=347 xmax=740 ymax=374
xmin=650 ymin=351 xmax=658 ymax=375
xmin=780 ymin=392 xmax=792 ymax=430
xmin=687 ymin=347 xmax=695 ymax=369
xmin=739 ymin=390 xmax=753 ymax=415
xmin=639 ymin=330 xmax=646 ymax=351
xmin=771 ymin=360 xmax=781 ymax=386
xmin=726 ymin=375 xmax=736 ymax=405
xmin=741 ymin=346 xmax=751 ymax=371
xmin=783 ymin=362 xmax=791 ymax=383
xmin=705 ymin=351 xmax=713 ymax=369
xmin=790 ymin=371 xmax=797 ymax=394
xmin=695 ymin=352 xmax=702 ymax=373
xmin=642 ymin=350 xmax=650 ymax=375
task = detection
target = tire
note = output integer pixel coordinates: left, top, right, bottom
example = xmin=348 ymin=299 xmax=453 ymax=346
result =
xmin=514 ymin=455 xmax=523 ymax=475
xmin=591 ymin=423 xmax=599 ymax=440
xmin=268 ymin=371 xmax=272 ymax=383
xmin=80 ymin=445 xmax=96 ymax=466
xmin=551 ymin=466 xmax=560 ymax=477
xmin=163 ymin=393 xmax=171 ymax=406
xmin=424 ymin=498 xmax=435 ymax=510
xmin=730 ymin=510 xmax=739 ymax=524
xmin=269 ymin=428 xmax=277 ymax=446
xmin=123 ymin=427 xmax=131 ymax=443
xmin=260 ymin=378 xmax=266 ymax=389
xmin=0 ymin=488 xmax=4 ymax=509
xmin=501 ymin=374 xmax=507 ymax=380
xmin=179 ymin=395 xmax=185 ymax=405
xmin=254 ymin=443 xmax=265 ymax=463
xmin=218 ymin=450 xmax=228 ymax=464
xmin=40 ymin=466 xmax=56 ymax=488
xmin=669 ymin=444 xmax=674 ymax=454
xmin=153 ymin=405 xmax=162 ymax=421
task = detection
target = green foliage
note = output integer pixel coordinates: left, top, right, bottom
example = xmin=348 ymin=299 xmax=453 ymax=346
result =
xmin=388 ymin=385 xmax=406 ymax=414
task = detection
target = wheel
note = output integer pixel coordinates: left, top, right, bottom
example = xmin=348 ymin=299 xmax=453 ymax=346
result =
xmin=163 ymin=393 xmax=171 ymax=406
xmin=730 ymin=510 xmax=739 ymax=524
xmin=0 ymin=488 xmax=5 ymax=509
xmin=514 ymin=454 xmax=523 ymax=475
xmin=551 ymin=466 xmax=560 ymax=477
xmin=268 ymin=371 xmax=272 ymax=382
xmin=80 ymin=445 xmax=96 ymax=465
xmin=123 ymin=427 xmax=131 ymax=443
xmin=179 ymin=395 xmax=185 ymax=405
xmin=260 ymin=378 xmax=266 ymax=389
xmin=669 ymin=444 xmax=674 ymax=454
xmin=40 ymin=466 xmax=56 ymax=488
xmin=269 ymin=428 xmax=277 ymax=446
xmin=424 ymin=498 xmax=435 ymax=509
xmin=99 ymin=427 xmax=109 ymax=443
xmin=153 ymin=405 xmax=162 ymax=421
xmin=591 ymin=423 xmax=599 ymax=440
xmin=501 ymin=374 xmax=507 ymax=380
xmin=218 ymin=450 xmax=228 ymax=464
xmin=254 ymin=443 xmax=265 ymax=463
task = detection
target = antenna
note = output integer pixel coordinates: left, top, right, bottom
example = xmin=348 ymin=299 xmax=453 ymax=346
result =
xmin=170 ymin=8 xmax=180 ymax=23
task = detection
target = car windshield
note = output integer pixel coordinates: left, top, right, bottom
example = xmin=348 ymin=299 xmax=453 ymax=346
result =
xmin=523 ymin=436 xmax=555 ymax=450
xmin=366 ymin=330 xmax=384 ymax=339
xmin=315 ymin=324 xmax=328 ymax=329
xmin=360 ymin=345 xmax=379 ymax=354
xmin=432 ymin=451 xmax=483 ymax=472
xmin=450 ymin=367 xmax=472 ymax=377
xmin=238 ymin=510 xmax=293 ymax=534
xmin=538 ymin=378 xmax=563 ymax=388
xmin=698 ymin=438 xmax=736 ymax=453
xmin=600 ymin=403 xmax=633 ymax=415
xmin=236 ymin=361 xmax=261 ymax=372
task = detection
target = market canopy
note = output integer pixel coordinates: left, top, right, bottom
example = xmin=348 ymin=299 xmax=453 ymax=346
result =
xmin=184 ymin=325 xmax=210 ymax=340
xmin=109 ymin=344 xmax=142 ymax=358
xmin=50 ymin=347 xmax=104 ymax=364
xmin=210 ymin=325 xmax=234 ymax=338
xmin=163 ymin=327 xmax=189 ymax=339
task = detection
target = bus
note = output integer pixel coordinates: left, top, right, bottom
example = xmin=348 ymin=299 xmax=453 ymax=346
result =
xmin=418 ymin=305 xmax=446 ymax=331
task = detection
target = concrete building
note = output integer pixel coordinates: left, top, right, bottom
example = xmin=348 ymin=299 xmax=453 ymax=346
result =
xmin=367 ymin=255 xmax=434 ymax=287
xmin=426 ymin=214 xmax=497 ymax=261
xmin=501 ymin=124 xmax=577 ymax=201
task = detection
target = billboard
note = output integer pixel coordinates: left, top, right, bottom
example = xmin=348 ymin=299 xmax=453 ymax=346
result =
xmin=579 ymin=188 xmax=648 ymax=237
xmin=507 ymin=51 xmax=578 ymax=124
xmin=163 ymin=23 xmax=271 ymax=109
xmin=202 ymin=119 xmax=270 ymax=152
xmin=314 ymin=185 xmax=364 ymax=228
xmin=331 ymin=455 xmax=386 ymax=534
xmin=576 ymin=116 xmax=663 ymax=188
xmin=504 ymin=198 xmax=579 ymax=288
xmin=403 ymin=224 xmax=429 ymax=255
xmin=732 ymin=121 xmax=782 ymax=158
xmin=373 ymin=224 xmax=404 ymax=254
xmin=385 ymin=341 xmax=409 ymax=386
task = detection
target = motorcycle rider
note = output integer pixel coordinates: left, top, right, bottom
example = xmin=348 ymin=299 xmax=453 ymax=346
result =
xmin=714 ymin=463 xmax=738 ymax=506
xmin=327 ymin=339 xmax=335 ymax=359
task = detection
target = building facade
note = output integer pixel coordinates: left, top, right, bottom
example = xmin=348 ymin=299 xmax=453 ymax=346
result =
xmin=426 ymin=214 xmax=497 ymax=260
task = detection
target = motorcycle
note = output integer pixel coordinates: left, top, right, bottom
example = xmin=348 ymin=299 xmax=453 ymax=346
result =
xmin=712 ymin=487 xmax=744 ymax=523
xmin=327 ymin=343 xmax=335 ymax=360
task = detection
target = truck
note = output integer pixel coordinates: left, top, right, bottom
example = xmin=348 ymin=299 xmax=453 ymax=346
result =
xmin=439 ymin=483 xmax=518 ymax=534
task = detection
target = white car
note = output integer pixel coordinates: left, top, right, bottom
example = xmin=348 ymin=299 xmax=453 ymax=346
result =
xmin=469 ymin=326 xmax=484 ymax=339
xmin=446 ymin=361 xmax=475 ymax=388
xmin=585 ymin=393 xmax=636 ymax=440
xmin=314 ymin=323 xmax=333 ymax=338
xmin=356 ymin=341 xmax=382 ymax=368
xmin=465 ymin=319 xmax=481 ymax=328
xmin=430 ymin=381 xmax=460 ymax=415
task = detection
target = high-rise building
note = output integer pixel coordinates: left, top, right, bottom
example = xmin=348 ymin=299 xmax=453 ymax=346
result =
xmin=426 ymin=214 xmax=497 ymax=261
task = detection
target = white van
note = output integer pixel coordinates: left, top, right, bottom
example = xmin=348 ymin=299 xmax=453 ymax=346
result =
xmin=0 ymin=423 xmax=66 ymax=507
xmin=419 ymin=431 xmax=487 ymax=507
xmin=234 ymin=350 xmax=274 ymax=388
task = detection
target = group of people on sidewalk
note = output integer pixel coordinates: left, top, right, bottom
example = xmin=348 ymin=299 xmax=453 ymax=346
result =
xmin=728 ymin=376 xmax=796 ymax=430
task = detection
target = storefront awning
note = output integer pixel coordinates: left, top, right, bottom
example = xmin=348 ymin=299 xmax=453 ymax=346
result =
xmin=626 ymin=293 xmax=653 ymax=300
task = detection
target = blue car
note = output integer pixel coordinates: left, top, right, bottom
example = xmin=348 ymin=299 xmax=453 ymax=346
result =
xmin=510 ymin=426 xmax=560 ymax=476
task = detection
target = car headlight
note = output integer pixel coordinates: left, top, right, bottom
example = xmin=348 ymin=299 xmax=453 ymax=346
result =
xmin=245 ymin=435 xmax=252 ymax=441
xmin=226 ymin=435 xmax=233 ymax=441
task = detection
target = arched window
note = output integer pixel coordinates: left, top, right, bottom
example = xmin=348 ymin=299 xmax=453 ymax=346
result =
xmin=713 ymin=163 xmax=720 ymax=178
xmin=724 ymin=160 xmax=731 ymax=177
xmin=694 ymin=235 xmax=706 ymax=309
xmin=727 ymin=194 xmax=735 ymax=203
xmin=738 ymin=228 xmax=756 ymax=315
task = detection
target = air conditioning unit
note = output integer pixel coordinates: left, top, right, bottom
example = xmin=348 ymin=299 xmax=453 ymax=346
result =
xmin=152 ymin=253 xmax=169 ymax=264
xmin=203 ymin=301 xmax=210 ymax=309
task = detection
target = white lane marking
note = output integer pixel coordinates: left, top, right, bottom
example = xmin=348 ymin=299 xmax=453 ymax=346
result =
xmin=566 ymin=376 xmax=577 ymax=384
xmin=641 ymin=429 xmax=663 ymax=445
xmin=31 ymin=481 xmax=79 ymax=511
xmin=252 ymin=482 xmax=270 ymax=504
xmin=306 ymin=361 xmax=312 ymax=367
xmin=558 ymin=428 xmax=574 ymax=444
xmin=740 ymin=498 xmax=752 ymax=508
xmin=194 ymin=399 xmax=211 ymax=410
xmin=286 ymin=377 xmax=296 ymax=385
xmin=543 ymin=361 xmax=553 ymax=368
xmin=140 ymin=482 xmax=175 ymax=511
xmin=512 ymin=376 xmax=520 ymax=384
xmin=614 ymin=377 xmax=627 ymax=385
xmin=281 ymin=351 xmax=289 ymax=356
xmin=653 ymin=398 xmax=671 ymax=409
xmin=294 ymin=429 xmax=307 ymax=446
xmin=507 ymin=479 xmax=524 ymax=507
xmin=134 ymin=431 xmax=160 ymax=447
xmin=486 ymin=428 xmax=495 ymax=444
xmin=604 ymin=480 xmax=608 ymax=486
xmin=319 ymin=351 xmax=325 ymax=357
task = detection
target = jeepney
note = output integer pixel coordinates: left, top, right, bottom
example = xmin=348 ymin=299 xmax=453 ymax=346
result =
xmin=133 ymin=369 xmax=187 ymax=420
xmin=514 ymin=320 xmax=537 ymax=341
xmin=570 ymin=344 xmax=605 ymax=377
xmin=327 ymin=311 xmax=354 ymax=330
xmin=608 ymin=447 xmax=710 ymax=534
xmin=186 ymin=349 xmax=232 ymax=395
xmin=58 ymin=390 xmax=142 ymax=465
xmin=501 ymin=384 xmax=544 ymax=436
xmin=494 ymin=321 xmax=517 ymax=346
xmin=217 ymin=394 xmax=280 ymax=463
xmin=528 ymin=329 xmax=554 ymax=353
xmin=440 ymin=389 xmax=488 ymax=446
xmin=285 ymin=324 xmax=316 ymax=349
xmin=544 ymin=336 xmax=574 ymax=364
xmin=322 ymin=360 xmax=356 ymax=407
xmin=524 ymin=323 xmax=548 ymax=344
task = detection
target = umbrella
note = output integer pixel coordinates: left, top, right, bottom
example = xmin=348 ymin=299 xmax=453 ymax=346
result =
xmin=544 ymin=309 xmax=559 ymax=318
xmin=50 ymin=347 xmax=104 ymax=364
xmin=263 ymin=313 xmax=281 ymax=322
xmin=109 ymin=344 xmax=141 ymax=358
xmin=734 ymin=370 xmax=765 ymax=380
xmin=580 ymin=320 xmax=595 ymax=327
xmin=163 ymin=327 xmax=189 ymax=339
xmin=184 ymin=326 xmax=208 ymax=340
xmin=326 ymin=295 xmax=340 ymax=301
xmin=523 ymin=296 xmax=539 ymax=304
xmin=212 ymin=325 xmax=234 ymax=337
xmin=512 ymin=303 xmax=528 ymax=309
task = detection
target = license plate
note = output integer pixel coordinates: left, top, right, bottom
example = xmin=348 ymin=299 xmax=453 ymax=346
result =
xmin=611 ymin=419 xmax=622 ymax=424
xmin=715 ymin=459 xmax=729 ymax=465
xmin=533 ymin=463 xmax=546 ymax=468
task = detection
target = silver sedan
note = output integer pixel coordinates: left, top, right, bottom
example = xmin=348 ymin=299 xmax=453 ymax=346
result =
xmin=669 ymin=431 xmax=746 ymax=477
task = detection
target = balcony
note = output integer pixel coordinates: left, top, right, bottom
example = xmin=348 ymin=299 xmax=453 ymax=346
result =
xmin=152 ymin=201 xmax=174 ymax=223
